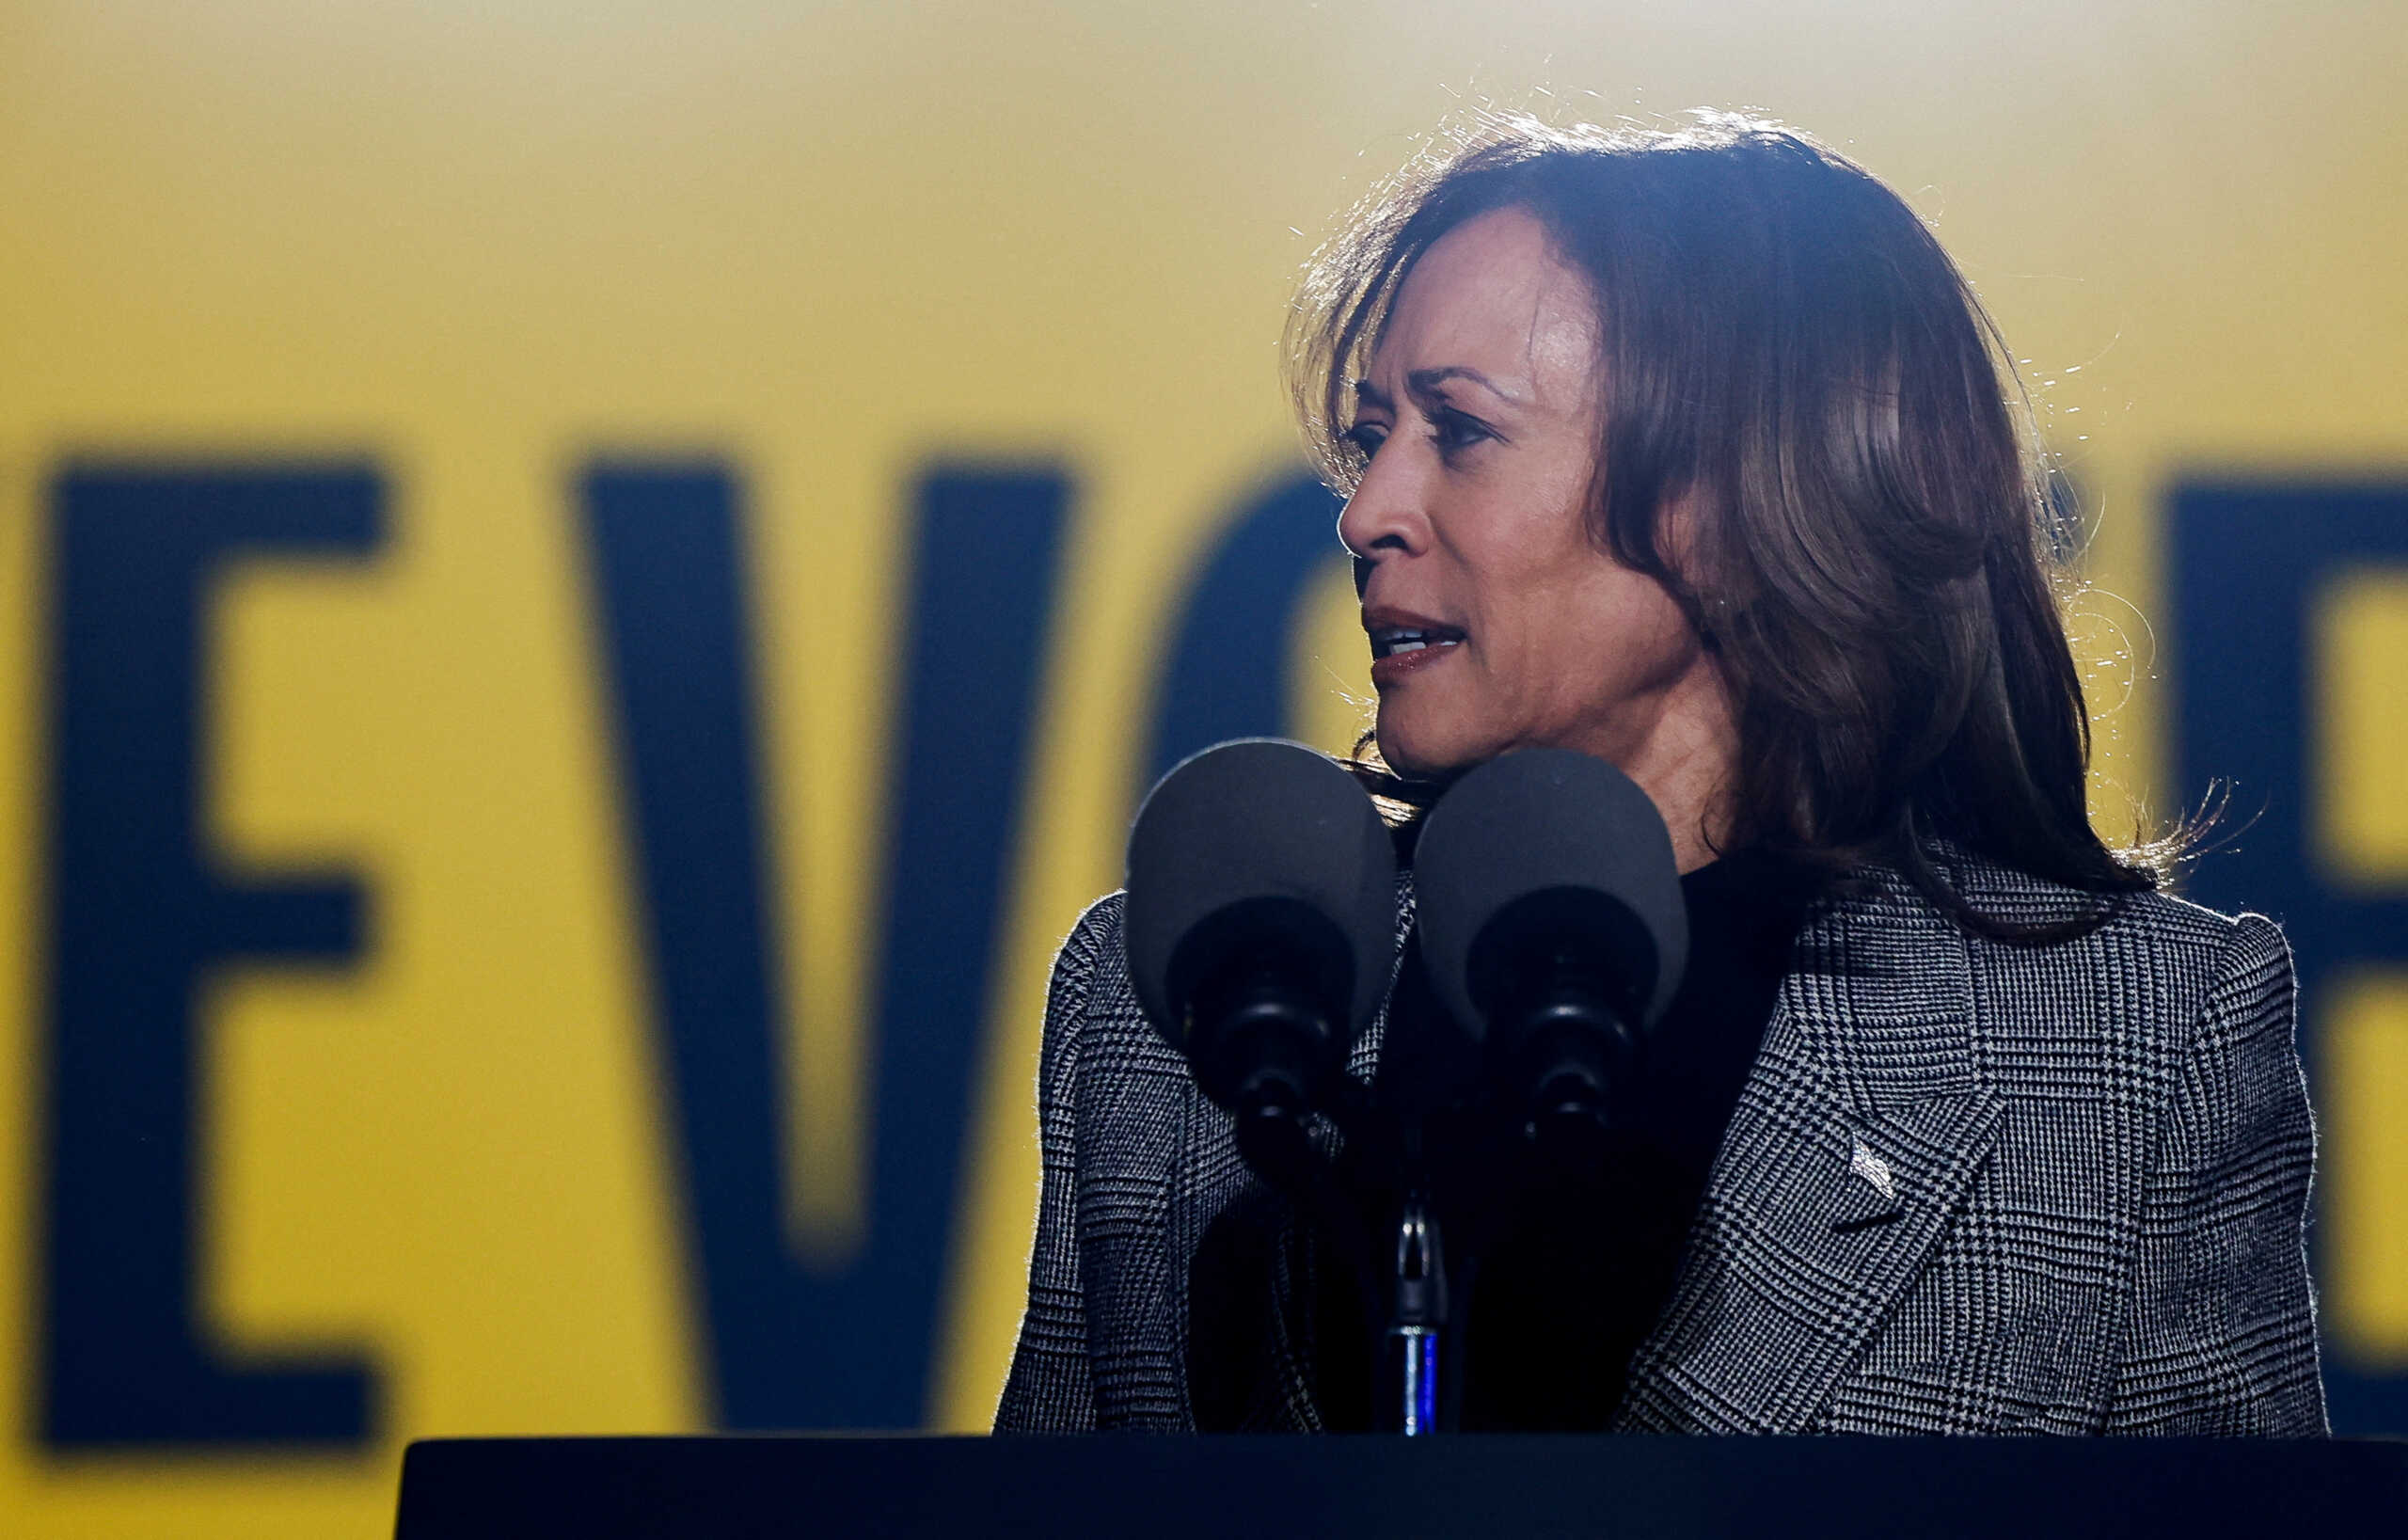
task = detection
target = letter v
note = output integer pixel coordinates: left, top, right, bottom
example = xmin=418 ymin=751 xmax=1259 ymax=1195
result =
xmin=580 ymin=460 xmax=1068 ymax=1429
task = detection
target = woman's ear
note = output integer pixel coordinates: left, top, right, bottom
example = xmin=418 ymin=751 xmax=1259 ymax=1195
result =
xmin=1656 ymin=488 xmax=1754 ymax=665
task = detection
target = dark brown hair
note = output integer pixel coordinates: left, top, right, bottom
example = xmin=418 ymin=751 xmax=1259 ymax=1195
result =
xmin=1290 ymin=112 xmax=2180 ymax=939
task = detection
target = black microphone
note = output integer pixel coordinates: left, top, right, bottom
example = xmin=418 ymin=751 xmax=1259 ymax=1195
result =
xmin=1125 ymin=739 xmax=1398 ymax=1177
xmin=1412 ymin=749 xmax=1688 ymax=1161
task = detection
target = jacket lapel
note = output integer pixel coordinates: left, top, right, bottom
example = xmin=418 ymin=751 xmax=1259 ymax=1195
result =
xmin=1617 ymin=875 xmax=2003 ymax=1433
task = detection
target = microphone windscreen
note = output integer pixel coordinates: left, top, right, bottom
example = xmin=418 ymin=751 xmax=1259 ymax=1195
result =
xmin=1124 ymin=738 xmax=1398 ymax=1046
xmin=1413 ymin=748 xmax=1688 ymax=1045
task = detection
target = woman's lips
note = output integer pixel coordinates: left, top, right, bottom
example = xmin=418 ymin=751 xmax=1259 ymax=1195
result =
xmin=1364 ymin=610 xmax=1466 ymax=688
xmin=1368 ymin=635 xmax=1464 ymax=688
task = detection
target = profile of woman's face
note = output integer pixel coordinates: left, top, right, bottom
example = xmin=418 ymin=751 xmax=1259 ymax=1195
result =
xmin=1339 ymin=206 xmax=1713 ymax=784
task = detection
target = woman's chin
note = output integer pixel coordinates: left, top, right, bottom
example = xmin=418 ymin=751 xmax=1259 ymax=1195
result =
xmin=1372 ymin=719 xmax=1481 ymax=782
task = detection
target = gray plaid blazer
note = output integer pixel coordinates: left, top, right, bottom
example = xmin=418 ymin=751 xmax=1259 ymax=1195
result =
xmin=995 ymin=851 xmax=2327 ymax=1435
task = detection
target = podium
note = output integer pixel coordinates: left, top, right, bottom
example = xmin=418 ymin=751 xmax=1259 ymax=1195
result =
xmin=395 ymin=1433 xmax=2408 ymax=1538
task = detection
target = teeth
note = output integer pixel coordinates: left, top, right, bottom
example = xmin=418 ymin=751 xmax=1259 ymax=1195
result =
xmin=1371 ymin=628 xmax=1463 ymax=659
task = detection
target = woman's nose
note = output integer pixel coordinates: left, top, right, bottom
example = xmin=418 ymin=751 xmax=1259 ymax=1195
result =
xmin=1336 ymin=454 xmax=1427 ymax=568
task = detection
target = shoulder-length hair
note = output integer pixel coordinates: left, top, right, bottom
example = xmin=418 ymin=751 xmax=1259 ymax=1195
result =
xmin=1289 ymin=112 xmax=2178 ymax=939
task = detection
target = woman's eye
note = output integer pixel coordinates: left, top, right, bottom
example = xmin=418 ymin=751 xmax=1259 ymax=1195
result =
xmin=1430 ymin=408 xmax=1494 ymax=456
xmin=1342 ymin=422 xmax=1388 ymax=458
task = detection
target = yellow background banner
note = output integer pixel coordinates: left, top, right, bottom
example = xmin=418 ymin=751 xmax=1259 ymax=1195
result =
xmin=2 ymin=3 xmax=2405 ymax=1533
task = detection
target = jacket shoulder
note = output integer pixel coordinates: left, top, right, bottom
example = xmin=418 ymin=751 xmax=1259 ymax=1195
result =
xmin=1939 ymin=847 xmax=2241 ymax=939
xmin=1932 ymin=844 xmax=2264 ymax=953
xmin=1044 ymin=889 xmax=1183 ymax=1075
xmin=1054 ymin=889 xmax=1127 ymax=984
xmin=1935 ymin=851 xmax=2289 ymax=1078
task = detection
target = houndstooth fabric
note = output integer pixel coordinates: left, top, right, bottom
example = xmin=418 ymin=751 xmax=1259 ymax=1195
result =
xmin=993 ymin=849 xmax=2327 ymax=1436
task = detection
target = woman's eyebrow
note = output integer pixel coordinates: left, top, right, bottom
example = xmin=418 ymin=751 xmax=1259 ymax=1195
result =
xmin=1350 ymin=379 xmax=1396 ymax=415
xmin=1407 ymin=366 xmax=1526 ymax=405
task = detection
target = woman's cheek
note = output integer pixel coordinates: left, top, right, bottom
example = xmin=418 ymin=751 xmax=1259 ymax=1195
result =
xmin=1407 ymin=667 xmax=1497 ymax=771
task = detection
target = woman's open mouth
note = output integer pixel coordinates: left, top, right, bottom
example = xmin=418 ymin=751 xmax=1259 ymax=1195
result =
xmin=1368 ymin=624 xmax=1465 ymax=684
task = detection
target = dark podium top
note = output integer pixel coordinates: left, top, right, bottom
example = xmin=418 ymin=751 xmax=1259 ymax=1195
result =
xmin=395 ymin=1433 xmax=2407 ymax=1539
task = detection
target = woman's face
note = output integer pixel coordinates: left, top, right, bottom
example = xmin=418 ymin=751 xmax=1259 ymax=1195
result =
xmin=1339 ymin=205 xmax=1717 ymax=785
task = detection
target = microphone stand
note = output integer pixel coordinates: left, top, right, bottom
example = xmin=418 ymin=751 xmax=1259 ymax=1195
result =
xmin=1359 ymin=934 xmax=1630 ymax=1436
xmin=1362 ymin=939 xmax=1473 ymax=1436
xmin=1384 ymin=1193 xmax=1446 ymax=1435
xmin=1214 ymin=936 xmax=1529 ymax=1437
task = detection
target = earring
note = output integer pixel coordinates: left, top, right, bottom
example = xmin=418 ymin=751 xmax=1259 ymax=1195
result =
xmin=1698 ymin=595 xmax=1730 ymax=652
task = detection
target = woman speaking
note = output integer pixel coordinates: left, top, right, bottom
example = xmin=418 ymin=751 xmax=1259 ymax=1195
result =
xmin=995 ymin=114 xmax=2324 ymax=1435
